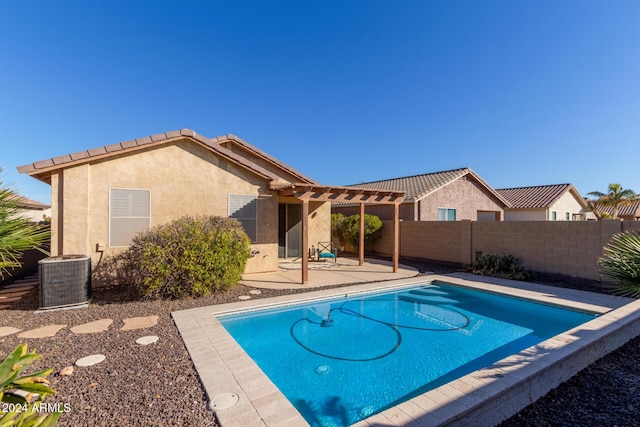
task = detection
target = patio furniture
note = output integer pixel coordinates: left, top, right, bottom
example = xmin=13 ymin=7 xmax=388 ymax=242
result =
xmin=316 ymin=242 xmax=338 ymax=262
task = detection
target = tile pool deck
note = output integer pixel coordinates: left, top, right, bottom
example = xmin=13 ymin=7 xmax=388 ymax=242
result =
xmin=172 ymin=273 xmax=640 ymax=427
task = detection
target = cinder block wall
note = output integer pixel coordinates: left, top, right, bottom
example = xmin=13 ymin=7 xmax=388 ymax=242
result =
xmin=374 ymin=220 xmax=640 ymax=280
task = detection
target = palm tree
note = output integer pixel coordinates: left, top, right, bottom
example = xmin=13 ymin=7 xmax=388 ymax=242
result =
xmin=588 ymin=183 xmax=637 ymax=219
xmin=0 ymin=168 xmax=50 ymax=278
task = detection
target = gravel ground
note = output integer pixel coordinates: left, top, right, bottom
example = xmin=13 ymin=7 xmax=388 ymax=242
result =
xmin=1 ymin=259 xmax=638 ymax=427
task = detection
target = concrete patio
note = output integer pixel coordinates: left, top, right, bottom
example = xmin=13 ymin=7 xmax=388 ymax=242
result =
xmin=240 ymin=256 xmax=420 ymax=289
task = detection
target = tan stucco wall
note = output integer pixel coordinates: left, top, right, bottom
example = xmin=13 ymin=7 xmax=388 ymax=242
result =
xmin=52 ymin=139 xmax=294 ymax=274
xmin=418 ymin=179 xmax=503 ymax=221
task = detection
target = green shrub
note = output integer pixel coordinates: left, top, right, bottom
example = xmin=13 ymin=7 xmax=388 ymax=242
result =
xmin=599 ymin=229 xmax=640 ymax=298
xmin=471 ymin=250 xmax=535 ymax=281
xmin=330 ymin=213 xmax=346 ymax=249
xmin=340 ymin=214 xmax=383 ymax=254
xmin=0 ymin=344 xmax=62 ymax=426
xmin=122 ymin=215 xmax=251 ymax=299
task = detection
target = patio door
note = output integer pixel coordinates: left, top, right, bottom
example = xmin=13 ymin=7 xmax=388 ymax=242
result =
xmin=278 ymin=203 xmax=302 ymax=258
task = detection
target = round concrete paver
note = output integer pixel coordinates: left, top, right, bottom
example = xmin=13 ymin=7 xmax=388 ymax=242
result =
xmin=238 ymin=295 xmax=251 ymax=300
xmin=209 ymin=393 xmax=239 ymax=411
xmin=248 ymin=289 xmax=261 ymax=295
xmin=75 ymin=354 xmax=106 ymax=367
xmin=136 ymin=335 xmax=159 ymax=345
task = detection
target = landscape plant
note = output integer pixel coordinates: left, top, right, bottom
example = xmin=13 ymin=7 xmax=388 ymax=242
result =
xmin=340 ymin=214 xmax=383 ymax=254
xmin=471 ymin=251 xmax=535 ymax=281
xmin=0 ymin=169 xmax=50 ymax=279
xmin=0 ymin=344 xmax=61 ymax=427
xmin=121 ymin=215 xmax=251 ymax=299
xmin=598 ymin=229 xmax=640 ymax=298
xmin=330 ymin=213 xmax=346 ymax=249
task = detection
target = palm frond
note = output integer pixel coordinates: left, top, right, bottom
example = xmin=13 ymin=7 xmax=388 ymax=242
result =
xmin=598 ymin=230 xmax=640 ymax=298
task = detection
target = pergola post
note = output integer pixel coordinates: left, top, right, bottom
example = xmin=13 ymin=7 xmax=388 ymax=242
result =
xmin=359 ymin=202 xmax=365 ymax=266
xmin=393 ymin=201 xmax=400 ymax=272
xmin=301 ymin=199 xmax=309 ymax=284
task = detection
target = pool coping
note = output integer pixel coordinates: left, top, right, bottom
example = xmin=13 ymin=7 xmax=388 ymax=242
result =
xmin=171 ymin=273 xmax=640 ymax=427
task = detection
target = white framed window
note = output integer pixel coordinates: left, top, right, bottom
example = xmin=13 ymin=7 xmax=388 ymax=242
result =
xmin=437 ymin=208 xmax=456 ymax=221
xmin=565 ymin=212 xmax=570 ymax=221
xmin=551 ymin=211 xmax=557 ymax=221
xmin=229 ymin=194 xmax=258 ymax=242
xmin=109 ymin=189 xmax=150 ymax=247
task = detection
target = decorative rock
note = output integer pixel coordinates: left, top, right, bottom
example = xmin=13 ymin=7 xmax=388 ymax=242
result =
xmin=120 ymin=315 xmax=159 ymax=331
xmin=209 ymin=393 xmax=239 ymax=411
xmin=18 ymin=324 xmax=66 ymax=339
xmin=0 ymin=326 xmax=21 ymax=337
xmin=75 ymin=354 xmax=106 ymax=367
xmin=238 ymin=295 xmax=251 ymax=300
xmin=60 ymin=366 xmax=74 ymax=376
xmin=71 ymin=319 xmax=113 ymax=334
xmin=136 ymin=335 xmax=159 ymax=345
xmin=248 ymin=290 xmax=262 ymax=295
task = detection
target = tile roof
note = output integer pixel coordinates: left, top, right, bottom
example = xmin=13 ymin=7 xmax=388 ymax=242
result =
xmin=593 ymin=200 xmax=640 ymax=218
xmin=496 ymin=184 xmax=580 ymax=209
xmin=346 ymin=167 xmax=509 ymax=206
xmin=17 ymin=129 xmax=315 ymax=186
xmin=7 ymin=195 xmax=50 ymax=210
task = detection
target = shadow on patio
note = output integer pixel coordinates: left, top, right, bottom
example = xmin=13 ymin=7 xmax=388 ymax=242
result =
xmin=241 ymin=256 xmax=419 ymax=289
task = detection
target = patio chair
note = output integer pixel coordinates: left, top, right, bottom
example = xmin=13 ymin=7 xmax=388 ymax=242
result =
xmin=317 ymin=242 xmax=338 ymax=262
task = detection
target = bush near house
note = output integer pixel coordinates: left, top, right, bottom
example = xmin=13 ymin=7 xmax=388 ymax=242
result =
xmin=122 ymin=216 xmax=251 ymax=299
xmin=599 ymin=229 xmax=640 ymax=298
xmin=340 ymin=214 xmax=383 ymax=254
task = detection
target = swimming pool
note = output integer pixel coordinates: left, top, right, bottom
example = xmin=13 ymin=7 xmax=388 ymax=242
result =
xmin=217 ymin=282 xmax=596 ymax=426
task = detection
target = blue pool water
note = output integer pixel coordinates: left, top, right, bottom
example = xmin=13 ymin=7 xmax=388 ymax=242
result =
xmin=219 ymin=282 xmax=596 ymax=426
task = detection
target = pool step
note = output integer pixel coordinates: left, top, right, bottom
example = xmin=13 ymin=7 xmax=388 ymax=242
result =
xmin=409 ymin=288 xmax=449 ymax=296
xmin=399 ymin=294 xmax=458 ymax=305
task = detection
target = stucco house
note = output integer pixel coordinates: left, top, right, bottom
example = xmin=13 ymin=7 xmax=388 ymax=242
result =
xmin=496 ymin=184 xmax=593 ymax=221
xmin=18 ymin=129 xmax=404 ymax=283
xmin=10 ymin=195 xmax=51 ymax=222
xmin=332 ymin=167 xmax=509 ymax=221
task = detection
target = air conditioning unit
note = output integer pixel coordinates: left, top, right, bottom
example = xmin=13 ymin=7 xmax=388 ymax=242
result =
xmin=39 ymin=255 xmax=92 ymax=309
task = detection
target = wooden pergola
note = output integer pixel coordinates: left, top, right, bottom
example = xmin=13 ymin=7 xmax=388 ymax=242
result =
xmin=275 ymin=183 xmax=406 ymax=284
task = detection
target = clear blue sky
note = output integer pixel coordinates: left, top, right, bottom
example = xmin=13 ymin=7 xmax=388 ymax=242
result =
xmin=1 ymin=1 xmax=639 ymax=205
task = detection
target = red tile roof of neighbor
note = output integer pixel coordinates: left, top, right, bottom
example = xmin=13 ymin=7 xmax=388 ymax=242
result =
xmin=594 ymin=200 xmax=640 ymax=218
xmin=7 ymin=195 xmax=50 ymax=210
xmin=496 ymin=184 xmax=587 ymax=209
xmin=346 ymin=167 xmax=510 ymax=206
xmin=17 ymin=129 xmax=317 ymax=186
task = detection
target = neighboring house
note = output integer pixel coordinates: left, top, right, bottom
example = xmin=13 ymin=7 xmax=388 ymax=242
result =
xmin=18 ymin=129 xmax=403 ymax=281
xmin=592 ymin=200 xmax=640 ymax=221
xmin=9 ymin=195 xmax=51 ymax=222
xmin=496 ymin=184 xmax=593 ymax=221
xmin=332 ymin=167 xmax=509 ymax=221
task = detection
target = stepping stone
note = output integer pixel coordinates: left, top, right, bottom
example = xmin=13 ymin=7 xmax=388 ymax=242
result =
xmin=18 ymin=324 xmax=66 ymax=339
xmin=120 ymin=315 xmax=158 ymax=331
xmin=71 ymin=319 xmax=113 ymax=334
xmin=0 ymin=326 xmax=21 ymax=337
xmin=249 ymin=290 xmax=262 ymax=295
xmin=136 ymin=335 xmax=159 ymax=345
xmin=75 ymin=354 xmax=106 ymax=367
xmin=238 ymin=295 xmax=251 ymax=300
